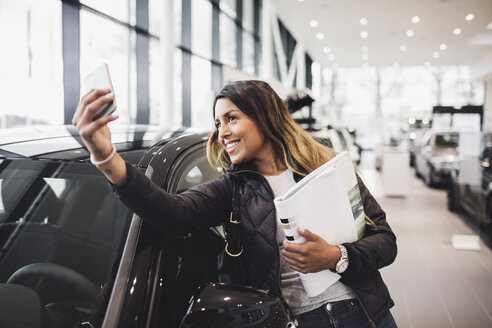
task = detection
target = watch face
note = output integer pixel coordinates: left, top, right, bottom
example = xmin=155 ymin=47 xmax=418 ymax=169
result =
xmin=337 ymin=261 xmax=349 ymax=273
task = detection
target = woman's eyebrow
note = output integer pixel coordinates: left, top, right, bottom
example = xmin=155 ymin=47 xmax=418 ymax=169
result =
xmin=216 ymin=109 xmax=239 ymax=120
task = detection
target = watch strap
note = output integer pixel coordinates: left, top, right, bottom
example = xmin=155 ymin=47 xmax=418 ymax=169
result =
xmin=335 ymin=244 xmax=349 ymax=273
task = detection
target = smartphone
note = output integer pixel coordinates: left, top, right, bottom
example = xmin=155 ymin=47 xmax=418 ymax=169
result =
xmin=82 ymin=63 xmax=117 ymax=120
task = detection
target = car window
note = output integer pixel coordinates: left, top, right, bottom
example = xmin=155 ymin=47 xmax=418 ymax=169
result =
xmin=176 ymin=155 xmax=221 ymax=193
xmin=0 ymin=160 xmax=44 ymax=224
xmin=0 ymin=160 xmax=133 ymax=327
xmin=434 ymin=133 xmax=459 ymax=148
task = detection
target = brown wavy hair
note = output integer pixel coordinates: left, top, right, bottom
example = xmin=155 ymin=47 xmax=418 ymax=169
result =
xmin=207 ymin=80 xmax=336 ymax=176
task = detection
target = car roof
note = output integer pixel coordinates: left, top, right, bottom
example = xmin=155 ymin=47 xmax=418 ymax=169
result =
xmin=0 ymin=125 xmax=163 ymax=162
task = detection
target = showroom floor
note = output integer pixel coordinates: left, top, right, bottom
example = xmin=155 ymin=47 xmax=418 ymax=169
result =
xmin=358 ymin=151 xmax=492 ymax=328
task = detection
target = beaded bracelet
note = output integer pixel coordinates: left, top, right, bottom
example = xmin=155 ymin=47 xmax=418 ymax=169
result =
xmin=90 ymin=146 xmax=116 ymax=166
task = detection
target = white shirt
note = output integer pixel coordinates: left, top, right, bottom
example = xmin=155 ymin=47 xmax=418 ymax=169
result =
xmin=265 ymin=169 xmax=356 ymax=315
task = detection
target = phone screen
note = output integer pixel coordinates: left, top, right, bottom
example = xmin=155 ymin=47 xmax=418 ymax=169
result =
xmin=82 ymin=63 xmax=117 ymax=120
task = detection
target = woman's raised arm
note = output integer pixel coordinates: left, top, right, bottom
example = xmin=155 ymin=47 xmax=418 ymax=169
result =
xmin=72 ymin=88 xmax=128 ymax=186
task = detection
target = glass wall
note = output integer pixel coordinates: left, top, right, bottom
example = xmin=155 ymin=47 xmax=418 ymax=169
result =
xmin=80 ymin=9 xmax=135 ymax=124
xmin=220 ymin=12 xmax=237 ymax=68
xmin=178 ymin=0 xmax=264 ymax=128
xmin=192 ymin=0 xmax=212 ymax=60
xmin=0 ymin=0 xmax=63 ymax=127
xmin=0 ymin=0 xmax=313 ymax=130
xmin=191 ymin=56 xmax=213 ymax=130
xmin=80 ymin=0 xmax=133 ymax=24
xmin=322 ymin=65 xmax=485 ymax=149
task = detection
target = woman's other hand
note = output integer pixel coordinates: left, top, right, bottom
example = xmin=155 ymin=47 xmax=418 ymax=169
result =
xmin=72 ymin=88 xmax=118 ymax=159
xmin=282 ymin=228 xmax=341 ymax=274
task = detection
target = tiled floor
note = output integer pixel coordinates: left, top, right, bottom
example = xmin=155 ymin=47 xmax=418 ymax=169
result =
xmin=359 ymin=151 xmax=492 ymax=328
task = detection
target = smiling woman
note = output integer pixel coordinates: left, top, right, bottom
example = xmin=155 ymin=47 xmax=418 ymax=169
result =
xmin=73 ymin=80 xmax=398 ymax=328
xmin=207 ymin=80 xmax=337 ymax=176
xmin=214 ymin=98 xmax=276 ymax=173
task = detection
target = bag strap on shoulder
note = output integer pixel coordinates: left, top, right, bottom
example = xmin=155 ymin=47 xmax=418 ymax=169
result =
xmin=230 ymin=174 xmax=241 ymax=224
xmin=225 ymin=174 xmax=243 ymax=257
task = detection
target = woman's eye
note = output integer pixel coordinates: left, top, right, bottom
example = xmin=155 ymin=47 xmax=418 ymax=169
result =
xmin=228 ymin=116 xmax=236 ymax=122
xmin=215 ymin=122 xmax=221 ymax=128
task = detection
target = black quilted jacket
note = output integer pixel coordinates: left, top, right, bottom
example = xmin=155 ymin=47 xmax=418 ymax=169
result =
xmin=114 ymin=161 xmax=397 ymax=324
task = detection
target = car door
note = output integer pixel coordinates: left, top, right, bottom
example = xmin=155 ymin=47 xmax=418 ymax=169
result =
xmin=105 ymin=133 xmax=223 ymax=328
xmin=156 ymin=145 xmax=224 ymax=328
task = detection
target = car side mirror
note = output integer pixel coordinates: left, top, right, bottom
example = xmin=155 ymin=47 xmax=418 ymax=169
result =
xmin=180 ymin=283 xmax=295 ymax=328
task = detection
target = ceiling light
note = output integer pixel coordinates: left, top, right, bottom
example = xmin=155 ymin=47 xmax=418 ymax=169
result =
xmin=316 ymin=32 xmax=325 ymax=40
xmin=424 ymin=61 xmax=431 ymax=68
xmin=487 ymin=22 xmax=492 ymax=30
xmin=323 ymin=47 xmax=331 ymax=54
xmin=361 ymin=46 xmax=369 ymax=52
xmin=360 ymin=31 xmax=368 ymax=39
xmin=360 ymin=18 xmax=368 ymax=25
xmin=362 ymin=53 xmax=369 ymax=60
xmin=412 ymin=16 xmax=420 ymax=23
xmin=328 ymin=54 xmax=335 ymax=61
xmin=433 ymin=52 xmax=440 ymax=58
xmin=310 ymin=20 xmax=319 ymax=28
xmin=465 ymin=14 xmax=475 ymax=21
xmin=406 ymin=29 xmax=414 ymax=37
xmin=440 ymin=43 xmax=447 ymax=50
xmin=453 ymin=28 xmax=462 ymax=35
xmin=400 ymin=45 xmax=407 ymax=52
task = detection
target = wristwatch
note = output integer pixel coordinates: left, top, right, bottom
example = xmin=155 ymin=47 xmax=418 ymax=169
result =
xmin=335 ymin=245 xmax=349 ymax=274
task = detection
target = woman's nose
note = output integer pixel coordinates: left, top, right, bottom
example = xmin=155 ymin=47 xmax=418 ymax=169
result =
xmin=218 ymin=125 xmax=230 ymax=139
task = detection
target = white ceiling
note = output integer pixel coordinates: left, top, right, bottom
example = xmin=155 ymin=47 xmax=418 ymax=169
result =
xmin=271 ymin=0 xmax=492 ymax=68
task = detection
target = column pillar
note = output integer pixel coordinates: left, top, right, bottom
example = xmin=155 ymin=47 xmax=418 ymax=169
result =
xmin=160 ymin=0 xmax=175 ymax=128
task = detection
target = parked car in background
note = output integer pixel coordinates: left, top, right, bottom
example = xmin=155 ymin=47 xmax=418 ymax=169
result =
xmin=0 ymin=126 xmax=293 ymax=328
xmin=448 ymin=133 xmax=492 ymax=236
xmin=308 ymin=126 xmax=361 ymax=165
xmin=337 ymin=127 xmax=361 ymax=165
xmin=404 ymin=118 xmax=432 ymax=166
xmin=414 ymin=130 xmax=459 ymax=186
xmin=309 ymin=128 xmax=335 ymax=149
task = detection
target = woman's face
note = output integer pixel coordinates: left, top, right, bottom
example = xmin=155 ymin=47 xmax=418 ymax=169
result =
xmin=214 ymin=97 xmax=273 ymax=166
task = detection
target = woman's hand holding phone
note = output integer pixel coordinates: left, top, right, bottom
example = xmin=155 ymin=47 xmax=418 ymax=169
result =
xmin=72 ymin=88 xmax=128 ymax=186
xmin=72 ymin=88 xmax=118 ymax=160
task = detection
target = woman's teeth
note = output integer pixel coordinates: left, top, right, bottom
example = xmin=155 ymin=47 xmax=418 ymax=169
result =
xmin=227 ymin=141 xmax=239 ymax=149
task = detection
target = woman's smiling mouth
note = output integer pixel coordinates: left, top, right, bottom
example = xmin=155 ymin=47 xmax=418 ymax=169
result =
xmin=226 ymin=140 xmax=240 ymax=154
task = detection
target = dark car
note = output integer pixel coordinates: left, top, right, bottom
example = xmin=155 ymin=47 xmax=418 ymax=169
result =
xmin=0 ymin=125 xmax=161 ymax=326
xmin=448 ymin=133 xmax=492 ymax=237
xmin=0 ymin=126 xmax=293 ymax=328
